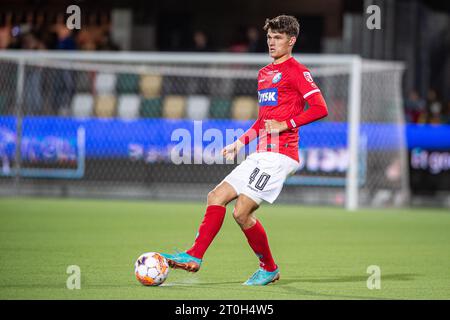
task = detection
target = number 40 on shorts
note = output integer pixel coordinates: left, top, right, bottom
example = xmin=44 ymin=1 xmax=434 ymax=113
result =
xmin=249 ymin=167 xmax=271 ymax=191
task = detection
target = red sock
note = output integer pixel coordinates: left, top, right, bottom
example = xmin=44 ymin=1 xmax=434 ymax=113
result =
xmin=186 ymin=205 xmax=226 ymax=259
xmin=242 ymin=220 xmax=277 ymax=272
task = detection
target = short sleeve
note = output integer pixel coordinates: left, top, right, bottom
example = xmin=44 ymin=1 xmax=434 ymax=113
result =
xmin=296 ymin=68 xmax=321 ymax=100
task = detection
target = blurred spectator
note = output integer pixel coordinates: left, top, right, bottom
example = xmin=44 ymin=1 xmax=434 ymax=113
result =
xmin=404 ymin=90 xmax=426 ymax=123
xmin=191 ymin=30 xmax=212 ymax=52
xmin=76 ymin=13 xmax=106 ymax=51
xmin=0 ymin=26 xmax=12 ymax=49
xmin=97 ymin=31 xmax=120 ymax=51
xmin=445 ymin=102 xmax=450 ymax=124
xmin=22 ymin=32 xmax=46 ymax=51
xmin=229 ymin=26 xmax=266 ymax=53
xmin=246 ymin=26 xmax=266 ymax=52
xmin=0 ymin=11 xmax=119 ymax=51
xmin=22 ymin=33 xmax=46 ymax=115
xmin=426 ymin=89 xmax=443 ymax=124
xmin=53 ymin=15 xmax=77 ymax=50
xmin=48 ymin=15 xmax=76 ymax=115
xmin=33 ymin=13 xmax=55 ymax=49
xmin=77 ymin=27 xmax=96 ymax=50
xmin=229 ymin=26 xmax=248 ymax=52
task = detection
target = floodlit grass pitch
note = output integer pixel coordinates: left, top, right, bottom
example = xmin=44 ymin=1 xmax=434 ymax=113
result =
xmin=0 ymin=198 xmax=449 ymax=299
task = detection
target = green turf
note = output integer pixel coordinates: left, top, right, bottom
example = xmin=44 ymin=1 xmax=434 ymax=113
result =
xmin=0 ymin=197 xmax=449 ymax=300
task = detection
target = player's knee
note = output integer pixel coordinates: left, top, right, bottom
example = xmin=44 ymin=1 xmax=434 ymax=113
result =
xmin=207 ymin=190 xmax=217 ymax=204
xmin=207 ymin=189 xmax=224 ymax=206
xmin=232 ymin=208 xmax=248 ymax=227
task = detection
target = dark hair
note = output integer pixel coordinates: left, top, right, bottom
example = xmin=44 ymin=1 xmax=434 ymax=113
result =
xmin=263 ymin=15 xmax=300 ymax=38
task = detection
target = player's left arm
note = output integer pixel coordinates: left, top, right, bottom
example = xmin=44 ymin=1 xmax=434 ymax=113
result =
xmin=265 ymin=69 xmax=328 ymax=133
xmin=285 ymin=92 xmax=328 ymax=129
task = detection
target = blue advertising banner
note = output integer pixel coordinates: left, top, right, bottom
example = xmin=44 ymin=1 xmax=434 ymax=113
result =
xmin=1 ymin=116 xmax=449 ymax=184
xmin=0 ymin=116 xmax=422 ymax=159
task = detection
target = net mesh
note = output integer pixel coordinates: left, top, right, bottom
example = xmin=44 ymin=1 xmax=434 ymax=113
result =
xmin=0 ymin=53 xmax=407 ymax=207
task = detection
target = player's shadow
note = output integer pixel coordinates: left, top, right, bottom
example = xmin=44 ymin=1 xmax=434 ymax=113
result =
xmin=279 ymin=273 xmax=419 ymax=285
xmin=188 ymin=273 xmax=419 ymax=287
xmin=165 ymin=274 xmax=420 ymax=300
xmin=175 ymin=280 xmax=244 ymax=286
xmin=273 ymin=274 xmax=419 ymax=300
xmin=276 ymin=285 xmax=394 ymax=300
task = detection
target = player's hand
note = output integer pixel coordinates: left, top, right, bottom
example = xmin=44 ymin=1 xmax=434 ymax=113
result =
xmin=264 ymin=119 xmax=289 ymax=134
xmin=221 ymin=140 xmax=244 ymax=161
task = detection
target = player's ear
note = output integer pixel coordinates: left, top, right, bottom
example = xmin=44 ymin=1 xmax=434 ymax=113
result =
xmin=288 ymin=36 xmax=296 ymax=46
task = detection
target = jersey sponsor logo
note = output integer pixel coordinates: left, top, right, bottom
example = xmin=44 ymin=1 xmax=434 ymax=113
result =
xmin=258 ymin=88 xmax=278 ymax=106
xmin=272 ymin=72 xmax=282 ymax=84
xmin=303 ymin=71 xmax=314 ymax=83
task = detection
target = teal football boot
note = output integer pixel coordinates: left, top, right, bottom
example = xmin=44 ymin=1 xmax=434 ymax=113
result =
xmin=243 ymin=267 xmax=280 ymax=286
xmin=160 ymin=251 xmax=202 ymax=273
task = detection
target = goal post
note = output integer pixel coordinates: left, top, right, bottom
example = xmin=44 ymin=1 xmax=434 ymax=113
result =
xmin=0 ymin=51 xmax=407 ymax=209
xmin=347 ymin=56 xmax=362 ymax=211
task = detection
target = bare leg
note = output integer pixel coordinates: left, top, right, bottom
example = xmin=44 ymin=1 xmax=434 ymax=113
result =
xmin=233 ymin=194 xmax=278 ymax=273
xmin=207 ymin=181 xmax=238 ymax=206
xmin=232 ymin=194 xmax=259 ymax=229
xmin=182 ymin=181 xmax=238 ymax=265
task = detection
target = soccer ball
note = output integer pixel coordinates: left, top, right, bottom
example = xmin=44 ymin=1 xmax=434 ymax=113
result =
xmin=134 ymin=252 xmax=169 ymax=286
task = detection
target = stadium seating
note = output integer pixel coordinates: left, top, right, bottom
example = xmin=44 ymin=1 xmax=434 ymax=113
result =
xmin=161 ymin=76 xmax=183 ymax=95
xmin=209 ymin=98 xmax=232 ymax=119
xmin=162 ymin=95 xmax=186 ymax=119
xmin=117 ymin=94 xmax=141 ymax=119
xmin=117 ymin=73 xmax=140 ymax=94
xmin=140 ymin=74 xmax=162 ymax=98
xmin=0 ymin=95 xmax=7 ymax=115
xmin=140 ymin=98 xmax=163 ymax=118
xmin=75 ymin=72 xmax=92 ymax=93
xmin=186 ymin=95 xmax=210 ymax=120
xmin=94 ymin=95 xmax=116 ymax=118
xmin=66 ymin=72 xmax=260 ymax=121
xmin=233 ymin=79 xmax=256 ymax=96
xmin=71 ymin=93 xmax=94 ymax=117
xmin=95 ymin=73 xmax=117 ymax=95
xmin=231 ymin=96 xmax=258 ymax=120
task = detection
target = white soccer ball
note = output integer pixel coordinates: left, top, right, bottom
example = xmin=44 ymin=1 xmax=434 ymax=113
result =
xmin=134 ymin=252 xmax=169 ymax=286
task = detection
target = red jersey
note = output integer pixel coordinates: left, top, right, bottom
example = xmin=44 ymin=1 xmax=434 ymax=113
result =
xmin=239 ymin=56 xmax=328 ymax=162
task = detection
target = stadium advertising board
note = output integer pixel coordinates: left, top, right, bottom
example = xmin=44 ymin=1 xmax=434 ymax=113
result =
xmin=1 ymin=117 xmax=449 ymax=190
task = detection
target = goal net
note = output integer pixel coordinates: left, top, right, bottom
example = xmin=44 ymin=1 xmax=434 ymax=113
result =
xmin=0 ymin=51 xmax=408 ymax=209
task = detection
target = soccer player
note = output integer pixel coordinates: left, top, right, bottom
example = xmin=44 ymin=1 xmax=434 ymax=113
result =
xmin=161 ymin=15 xmax=328 ymax=285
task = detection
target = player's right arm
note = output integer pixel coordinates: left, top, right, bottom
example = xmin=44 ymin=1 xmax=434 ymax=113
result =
xmin=222 ymin=117 xmax=261 ymax=160
xmin=238 ymin=117 xmax=261 ymax=145
xmin=238 ymin=69 xmax=263 ymax=145
xmin=222 ymin=70 xmax=263 ymax=160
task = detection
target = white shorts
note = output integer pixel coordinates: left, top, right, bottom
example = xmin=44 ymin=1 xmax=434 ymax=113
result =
xmin=223 ymin=152 xmax=300 ymax=205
